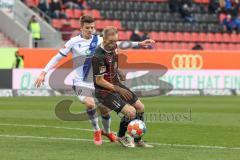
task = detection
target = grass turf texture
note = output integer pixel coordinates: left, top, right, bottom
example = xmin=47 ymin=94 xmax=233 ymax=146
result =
xmin=0 ymin=96 xmax=240 ymax=160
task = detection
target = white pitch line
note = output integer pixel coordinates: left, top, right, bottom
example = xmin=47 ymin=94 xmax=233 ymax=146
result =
xmin=0 ymin=123 xmax=93 ymax=132
xmin=0 ymin=123 xmax=240 ymax=150
xmin=149 ymin=142 xmax=240 ymax=150
xmin=0 ymin=134 xmax=95 ymax=142
xmin=0 ymin=134 xmax=240 ymax=151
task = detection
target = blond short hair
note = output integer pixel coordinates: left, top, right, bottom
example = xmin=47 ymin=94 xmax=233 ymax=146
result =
xmin=102 ymin=26 xmax=118 ymax=38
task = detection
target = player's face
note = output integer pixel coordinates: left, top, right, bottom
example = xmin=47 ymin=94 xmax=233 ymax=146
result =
xmin=104 ymin=33 xmax=118 ymax=52
xmin=81 ymin=22 xmax=95 ymax=39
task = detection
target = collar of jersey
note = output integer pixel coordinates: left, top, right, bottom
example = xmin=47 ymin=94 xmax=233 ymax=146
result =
xmin=79 ymin=33 xmax=93 ymax=40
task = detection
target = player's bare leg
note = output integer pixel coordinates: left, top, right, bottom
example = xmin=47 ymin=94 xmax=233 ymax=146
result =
xmin=132 ymin=100 xmax=153 ymax=148
xmin=117 ymin=104 xmax=136 ymax=148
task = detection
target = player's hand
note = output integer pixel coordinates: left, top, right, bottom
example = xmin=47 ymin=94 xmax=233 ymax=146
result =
xmin=114 ymin=85 xmax=132 ymax=101
xmin=34 ymin=71 xmax=46 ymax=88
xmin=138 ymin=39 xmax=155 ymax=48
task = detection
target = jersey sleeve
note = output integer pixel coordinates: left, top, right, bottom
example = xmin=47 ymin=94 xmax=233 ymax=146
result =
xmin=59 ymin=38 xmax=74 ymax=56
xmin=43 ymin=53 xmax=64 ymax=73
xmin=92 ymin=55 xmax=106 ymax=76
xmin=116 ymin=41 xmax=139 ymax=49
xmin=97 ymin=36 xmax=103 ymax=46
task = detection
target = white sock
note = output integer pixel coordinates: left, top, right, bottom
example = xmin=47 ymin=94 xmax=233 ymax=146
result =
xmin=101 ymin=115 xmax=111 ymax=134
xmin=86 ymin=108 xmax=100 ymax=131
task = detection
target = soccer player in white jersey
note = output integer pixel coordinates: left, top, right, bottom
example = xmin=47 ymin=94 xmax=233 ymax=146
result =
xmin=35 ymin=15 xmax=155 ymax=145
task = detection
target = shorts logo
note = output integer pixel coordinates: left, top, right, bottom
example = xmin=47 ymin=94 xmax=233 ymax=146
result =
xmin=172 ymin=54 xmax=203 ymax=70
xmin=112 ymin=100 xmax=120 ymax=108
xmin=99 ymin=66 xmax=106 ymax=74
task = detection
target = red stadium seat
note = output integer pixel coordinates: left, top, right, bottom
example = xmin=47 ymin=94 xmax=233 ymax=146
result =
xmin=95 ymin=20 xmax=102 ymax=30
xmin=105 ymin=20 xmax=114 ymax=27
xmin=237 ymin=44 xmax=240 ymax=50
xmin=163 ymin=42 xmax=171 ymax=50
xmin=113 ymin=20 xmax=123 ymax=30
xmin=207 ymin=33 xmax=215 ymax=42
xmin=156 ymin=42 xmax=164 ymax=49
xmin=175 ymin=32 xmax=183 ymax=42
xmin=65 ymin=9 xmax=75 ymax=19
xmin=191 ymin=32 xmax=199 ymax=42
xmin=25 ymin=0 xmax=39 ymax=7
xmin=92 ymin=10 xmax=102 ymax=19
xmin=204 ymin=43 xmax=212 ymax=50
xmin=199 ymin=33 xmax=207 ymax=42
xmin=223 ymin=33 xmax=230 ymax=42
xmin=215 ymin=33 xmax=223 ymax=42
xmin=95 ymin=20 xmax=113 ymax=30
xmin=181 ymin=42 xmax=189 ymax=50
xmin=52 ymin=19 xmax=68 ymax=29
xmin=228 ymin=43 xmax=236 ymax=50
xmin=73 ymin=9 xmax=82 ymax=18
xmin=52 ymin=19 xmax=63 ymax=29
xmin=167 ymin=32 xmax=175 ymax=41
xmin=70 ymin=19 xmax=80 ymax=29
xmin=159 ymin=32 xmax=168 ymax=41
xmin=202 ymin=0 xmax=210 ymax=3
xmin=126 ymin=31 xmax=132 ymax=39
xmin=172 ymin=42 xmax=180 ymax=49
xmin=183 ymin=32 xmax=191 ymax=42
xmin=118 ymin=31 xmax=129 ymax=40
xmin=149 ymin=32 xmax=159 ymax=41
xmin=82 ymin=9 xmax=92 ymax=16
xmin=188 ymin=43 xmax=195 ymax=49
xmin=212 ymin=43 xmax=220 ymax=50
xmin=230 ymin=33 xmax=238 ymax=43
xmin=219 ymin=43 xmax=229 ymax=50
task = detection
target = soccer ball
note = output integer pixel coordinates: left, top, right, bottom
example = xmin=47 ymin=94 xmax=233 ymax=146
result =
xmin=127 ymin=119 xmax=146 ymax=138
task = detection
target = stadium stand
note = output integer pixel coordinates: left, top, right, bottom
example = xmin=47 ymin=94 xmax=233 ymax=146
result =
xmin=0 ymin=32 xmax=17 ymax=47
xmin=21 ymin=0 xmax=240 ymax=50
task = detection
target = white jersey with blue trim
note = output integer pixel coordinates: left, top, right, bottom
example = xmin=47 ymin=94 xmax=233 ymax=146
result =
xmin=59 ymin=34 xmax=103 ymax=81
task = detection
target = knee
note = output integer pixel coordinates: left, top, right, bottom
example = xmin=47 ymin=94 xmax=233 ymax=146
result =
xmin=128 ymin=109 xmax=136 ymax=120
xmin=84 ymin=97 xmax=95 ymax=109
xmin=135 ymin=102 xmax=145 ymax=113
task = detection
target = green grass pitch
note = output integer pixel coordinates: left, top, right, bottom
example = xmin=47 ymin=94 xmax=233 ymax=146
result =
xmin=0 ymin=96 xmax=240 ymax=160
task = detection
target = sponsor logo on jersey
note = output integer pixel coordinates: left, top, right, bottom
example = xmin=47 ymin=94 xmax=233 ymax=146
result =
xmin=99 ymin=66 xmax=106 ymax=74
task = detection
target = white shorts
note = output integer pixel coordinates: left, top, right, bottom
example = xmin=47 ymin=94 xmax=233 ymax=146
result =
xmin=72 ymin=79 xmax=94 ymax=103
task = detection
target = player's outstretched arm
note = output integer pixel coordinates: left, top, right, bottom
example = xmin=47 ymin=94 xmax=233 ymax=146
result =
xmin=34 ymin=53 xmax=64 ymax=88
xmin=138 ymin=39 xmax=155 ymax=48
xmin=116 ymin=39 xmax=155 ymax=49
xmin=35 ymin=38 xmax=74 ymax=88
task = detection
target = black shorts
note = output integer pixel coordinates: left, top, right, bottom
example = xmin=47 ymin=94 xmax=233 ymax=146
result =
xmin=95 ymin=84 xmax=138 ymax=113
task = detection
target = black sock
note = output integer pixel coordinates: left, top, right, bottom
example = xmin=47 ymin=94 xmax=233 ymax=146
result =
xmin=117 ymin=116 xmax=131 ymax=138
xmin=136 ymin=112 xmax=144 ymax=121
xmin=134 ymin=112 xmax=144 ymax=142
